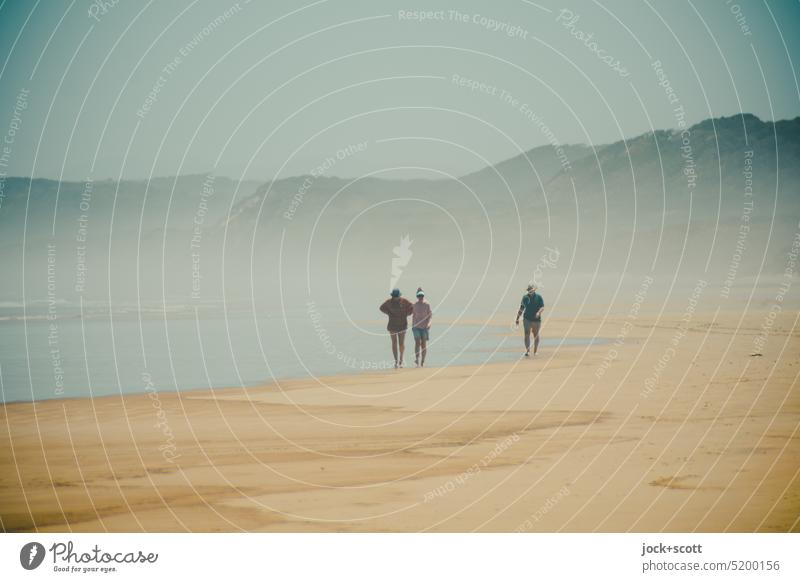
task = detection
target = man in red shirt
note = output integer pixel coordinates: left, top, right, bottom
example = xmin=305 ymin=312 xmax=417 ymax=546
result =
xmin=380 ymin=288 xmax=414 ymax=368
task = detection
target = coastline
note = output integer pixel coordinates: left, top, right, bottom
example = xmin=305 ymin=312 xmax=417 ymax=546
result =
xmin=1 ymin=311 xmax=798 ymax=532
xmin=0 ymin=316 xmax=604 ymax=405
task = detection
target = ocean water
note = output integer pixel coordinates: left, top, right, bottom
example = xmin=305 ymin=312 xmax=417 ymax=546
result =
xmin=0 ymin=304 xmax=603 ymax=404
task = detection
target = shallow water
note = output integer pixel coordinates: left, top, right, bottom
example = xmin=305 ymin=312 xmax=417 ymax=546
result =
xmin=0 ymin=306 xmax=605 ymax=403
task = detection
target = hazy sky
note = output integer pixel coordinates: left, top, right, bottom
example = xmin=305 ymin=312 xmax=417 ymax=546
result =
xmin=1 ymin=0 xmax=798 ymax=181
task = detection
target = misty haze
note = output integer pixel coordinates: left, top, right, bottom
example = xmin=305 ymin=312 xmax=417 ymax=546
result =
xmin=0 ymin=0 xmax=798 ymax=542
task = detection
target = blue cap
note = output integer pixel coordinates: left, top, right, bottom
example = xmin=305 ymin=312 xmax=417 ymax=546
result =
xmin=390 ymin=288 xmax=401 ymax=297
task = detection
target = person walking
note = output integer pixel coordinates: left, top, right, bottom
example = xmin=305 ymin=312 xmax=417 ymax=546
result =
xmin=411 ymin=287 xmax=432 ymax=367
xmin=380 ymin=288 xmax=414 ymax=368
xmin=515 ymin=284 xmax=544 ymax=357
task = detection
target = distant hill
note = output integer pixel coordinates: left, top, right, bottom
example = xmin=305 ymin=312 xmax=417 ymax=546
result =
xmin=220 ymin=114 xmax=800 ymax=287
xmin=1 ymin=114 xmax=798 ymax=312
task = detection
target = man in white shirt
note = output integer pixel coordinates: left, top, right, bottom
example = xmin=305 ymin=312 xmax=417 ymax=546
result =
xmin=412 ymin=287 xmax=432 ymax=367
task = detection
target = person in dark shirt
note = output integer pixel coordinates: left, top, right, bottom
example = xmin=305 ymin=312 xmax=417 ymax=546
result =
xmin=515 ymin=284 xmax=544 ymax=357
xmin=380 ymin=288 xmax=414 ymax=368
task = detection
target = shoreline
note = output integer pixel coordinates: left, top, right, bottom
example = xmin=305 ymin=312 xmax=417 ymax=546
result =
xmin=0 ymin=316 xmax=609 ymax=406
xmin=1 ymin=310 xmax=798 ymax=532
xmin=0 ymin=336 xmax=605 ymax=406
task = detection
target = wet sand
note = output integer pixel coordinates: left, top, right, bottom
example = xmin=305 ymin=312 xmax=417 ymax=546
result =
xmin=1 ymin=310 xmax=798 ymax=532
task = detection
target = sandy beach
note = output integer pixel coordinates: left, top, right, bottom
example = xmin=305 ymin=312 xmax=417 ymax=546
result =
xmin=1 ymin=310 xmax=798 ymax=532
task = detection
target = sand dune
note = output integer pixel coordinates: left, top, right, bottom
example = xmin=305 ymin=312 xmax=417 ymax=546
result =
xmin=1 ymin=311 xmax=798 ymax=532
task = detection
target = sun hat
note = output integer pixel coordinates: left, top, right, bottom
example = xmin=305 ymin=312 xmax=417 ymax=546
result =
xmin=527 ymin=283 xmax=538 ymax=292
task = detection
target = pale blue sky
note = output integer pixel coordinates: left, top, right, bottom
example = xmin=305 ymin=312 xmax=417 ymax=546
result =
xmin=1 ymin=0 xmax=798 ymax=181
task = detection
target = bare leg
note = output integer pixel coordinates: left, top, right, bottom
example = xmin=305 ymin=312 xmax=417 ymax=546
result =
xmin=414 ymin=338 xmax=421 ymax=365
xmin=398 ymin=331 xmax=406 ymax=367
xmin=390 ymin=332 xmax=399 ymax=367
xmin=523 ymin=321 xmax=531 ymax=354
xmin=420 ymin=338 xmax=427 ymax=366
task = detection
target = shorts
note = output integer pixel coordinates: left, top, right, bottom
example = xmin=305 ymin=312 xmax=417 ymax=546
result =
xmin=523 ymin=318 xmax=541 ymax=336
xmin=412 ymin=327 xmax=430 ymax=341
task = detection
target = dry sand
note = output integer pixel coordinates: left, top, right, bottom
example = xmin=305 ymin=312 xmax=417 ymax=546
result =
xmin=1 ymin=310 xmax=798 ymax=532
